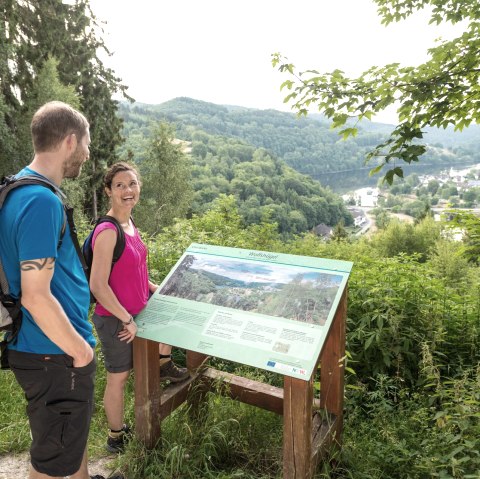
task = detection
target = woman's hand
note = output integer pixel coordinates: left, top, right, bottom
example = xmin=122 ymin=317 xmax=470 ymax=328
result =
xmin=118 ymin=320 xmax=138 ymax=343
xmin=149 ymin=281 xmax=159 ymax=295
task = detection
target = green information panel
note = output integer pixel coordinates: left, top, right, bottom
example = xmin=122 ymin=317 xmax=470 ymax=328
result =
xmin=136 ymin=243 xmax=353 ymax=380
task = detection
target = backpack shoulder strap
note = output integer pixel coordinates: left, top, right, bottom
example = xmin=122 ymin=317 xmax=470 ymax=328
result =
xmin=66 ymin=205 xmax=87 ymax=272
xmin=0 ymin=175 xmax=67 ymax=248
xmin=94 ymin=215 xmax=126 ymax=264
xmin=0 ymin=174 xmax=66 ymax=206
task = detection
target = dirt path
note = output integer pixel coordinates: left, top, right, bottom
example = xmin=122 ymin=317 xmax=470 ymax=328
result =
xmin=0 ymin=452 xmax=115 ymax=479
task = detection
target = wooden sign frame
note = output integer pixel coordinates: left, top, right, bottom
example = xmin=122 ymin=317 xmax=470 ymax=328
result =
xmin=133 ymin=287 xmax=347 ymax=478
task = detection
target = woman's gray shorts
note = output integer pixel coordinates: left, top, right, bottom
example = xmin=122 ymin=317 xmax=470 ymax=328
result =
xmin=92 ymin=313 xmax=133 ymax=373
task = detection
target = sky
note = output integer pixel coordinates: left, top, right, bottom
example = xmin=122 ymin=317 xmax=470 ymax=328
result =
xmin=88 ymin=0 xmax=465 ymax=124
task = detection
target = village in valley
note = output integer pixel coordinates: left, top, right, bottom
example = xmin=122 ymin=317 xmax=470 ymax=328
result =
xmin=334 ymin=163 xmax=480 ymax=238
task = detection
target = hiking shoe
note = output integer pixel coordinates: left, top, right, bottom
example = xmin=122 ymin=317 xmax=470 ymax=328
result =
xmin=90 ymin=475 xmax=125 ymax=479
xmin=160 ymin=360 xmax=189 ymax=383
xmin=106 ymin=424 xmax=131 ymax=454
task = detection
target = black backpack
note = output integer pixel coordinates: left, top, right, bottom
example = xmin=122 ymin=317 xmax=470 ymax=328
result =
xmin=81 ymin=215 xmax=126 ymax=301
xmin=0 ymin=174 xmax=83 ymax=369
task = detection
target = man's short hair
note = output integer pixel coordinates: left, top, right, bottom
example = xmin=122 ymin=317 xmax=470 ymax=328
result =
xmin=31 ymin=101 xmax=89 ymax=153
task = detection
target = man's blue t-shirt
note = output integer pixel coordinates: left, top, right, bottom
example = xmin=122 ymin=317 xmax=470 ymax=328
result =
xmin=0 ymin=167 xmax=95 ymax=354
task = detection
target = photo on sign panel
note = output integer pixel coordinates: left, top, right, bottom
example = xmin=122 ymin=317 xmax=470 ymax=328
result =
xmin=159 ymin=253 xmax=343 ymax=326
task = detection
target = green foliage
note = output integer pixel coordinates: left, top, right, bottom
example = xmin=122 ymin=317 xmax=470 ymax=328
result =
xmin=372 ymin=208 xmax=392 ymax=229
xmin=16 ymin=56 xmax=80 ymax=164
xmin=272 ymin=0 xmax=480 ymax=183
xmin=372 ymin=216 xmax=440 ymax=260
xmin=3 ymin=199 xmax=480 ymax=478
xmin=446 ymin=210 xmax=480 ymax=263
xmin=342 ymin=368 xmax=480 ymax=479
xmin=195 ymin=138 xmax=353 ymax=234
xmin=121 ymin=108 xmax=353 ymax=235
xmin=143 ymin=206 xmax=480 ymax=476
xmin=0 ymin=0 xmax=128 ymax=216
xmin=133 ymin=122 xmax=193 ymax=234
xmin=330 ymin=219 xmax=349 ymax=242
xmin=0 ymin=92 xmax=16 ymax=177
xmin=347 ymin=255 xmax=440 ymax=385
xmin=115 ymin=383 xmax=284 ymax=479
xmin=428 ymin=238 xmax=470 ymax=283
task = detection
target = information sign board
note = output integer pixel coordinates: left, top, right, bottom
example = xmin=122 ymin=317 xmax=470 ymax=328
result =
xmin=136 ymin=243 xmax=353 ymax=380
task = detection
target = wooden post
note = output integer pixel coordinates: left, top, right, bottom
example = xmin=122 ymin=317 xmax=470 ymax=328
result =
xmin=133 ymin=337 xmax=161 ymax=449
xmin=320 ymin=288 xmax=347 ymax=439
xmin=283 ymin=375 xmax=313 ymax=479
xmin=186 ymin=350 xmax=208 ymax=372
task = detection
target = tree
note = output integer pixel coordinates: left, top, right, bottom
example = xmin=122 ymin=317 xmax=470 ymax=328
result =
xmin=15 ymin=56 xmax=89 ymax=221
xmin=331 ymin=218 xmax=349 ymax=242
xmin=17 ymin=56 xmax=80 ymax=165
xmin=272 ymin=0 xmax=480 ymax=183
xmin=429 ymin=238 xmax=470 ymax=283
xmin=0 ymin=91 xmax=15 ymax=176
xmin=462 ymin=189 xmax=478 ymax=205
xmin=427 ymin=179 xmax=440 ymax=195
xmin=374 ymin=209 xmax=392 ymax=229
xmin=447 ymin=210 xmax=480 ymax=263
xmin=373 ymin=216 xmax=440 ymax=261
xmin=414 ymin=203 xmax=433 ymax=224
xmin=134 ymin=122 xmax=193 ymax=234
xmin=0 ymin=0 xmax=129 ymax=216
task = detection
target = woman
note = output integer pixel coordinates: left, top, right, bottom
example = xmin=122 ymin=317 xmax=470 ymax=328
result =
xmin=89 ymin=162 xmax=189 ymax=454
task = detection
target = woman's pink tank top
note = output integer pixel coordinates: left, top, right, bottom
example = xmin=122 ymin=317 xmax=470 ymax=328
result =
xmin=92 ymin=222 xmax=149 ymax=316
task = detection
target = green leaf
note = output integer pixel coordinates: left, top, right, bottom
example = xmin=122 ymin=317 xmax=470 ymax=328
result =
xmin=338 ymin=127 xmax=358 ymax=140
xmin=280 ymin=80 xmax=294 ymax=91
xmin=369 ymin=164 xmax=384 ymax=176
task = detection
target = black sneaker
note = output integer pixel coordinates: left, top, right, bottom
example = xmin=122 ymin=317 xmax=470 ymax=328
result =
xmin=159 ymin=360 xmax=190 ymax=383
xmin=90 ymin=475 xmax=125 ymax=479
xmin=106 ymin=424 xmax=131 ymax=454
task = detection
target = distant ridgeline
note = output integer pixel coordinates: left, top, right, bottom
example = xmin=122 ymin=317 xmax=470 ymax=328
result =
xmin=118 ymin=98 xmax=480 ymax=192
xmin=117 ymin=98 xmax=480 ymax=234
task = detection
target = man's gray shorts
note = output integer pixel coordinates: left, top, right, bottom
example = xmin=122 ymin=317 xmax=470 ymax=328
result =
xmin=8 ymin=350 xmax=96 ymax=476
xmin=92 ymin=313 xmax=133 ymax=373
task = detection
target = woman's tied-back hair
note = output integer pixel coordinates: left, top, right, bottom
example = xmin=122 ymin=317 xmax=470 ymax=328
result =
xmin=31 ymin=101 xmax=89 ymax=153
xmin=104 ymin=162 xmax=142 ymax=190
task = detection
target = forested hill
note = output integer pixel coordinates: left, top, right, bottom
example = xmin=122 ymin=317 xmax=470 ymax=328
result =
xmin=118 ymin=109 xmax=351 ymax=234
xmin=118 ymin=98 xmax=480 ymax=191
xmin=188 ymin=134 xmax=351 ymax=233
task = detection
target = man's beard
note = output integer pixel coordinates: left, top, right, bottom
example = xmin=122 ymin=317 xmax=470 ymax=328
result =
xmin=63 ymin=145 xmax=85 ymax=179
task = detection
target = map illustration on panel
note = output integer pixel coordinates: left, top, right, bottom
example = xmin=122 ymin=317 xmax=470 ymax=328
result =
xmin=159 ymin=253 xmax=343 ymax=326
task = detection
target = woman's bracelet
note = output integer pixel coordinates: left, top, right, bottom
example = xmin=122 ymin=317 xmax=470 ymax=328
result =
xmin=123 ymin=315 xmax=134 ymax=325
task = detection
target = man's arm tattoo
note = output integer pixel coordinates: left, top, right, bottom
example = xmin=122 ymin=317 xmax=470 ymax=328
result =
xmin=20 ymin=258 xmax=55 ymax=271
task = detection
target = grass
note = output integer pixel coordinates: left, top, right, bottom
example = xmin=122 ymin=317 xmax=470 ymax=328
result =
xmin=4 ymin=356 xmax=480 ymax=478
xmin=0 ymin=369 xmax=30 ymax=453
xmin=115 ymin=391 xmax=284 ymax=479
xmin=3 ymin=344 xmax=480 ymax=478
xmin=0 ymin=346 xmax=287 ymax=478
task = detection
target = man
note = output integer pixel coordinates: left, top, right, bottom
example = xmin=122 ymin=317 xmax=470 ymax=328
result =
xmin=0 ymin=101 xmax=122 ymax=479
